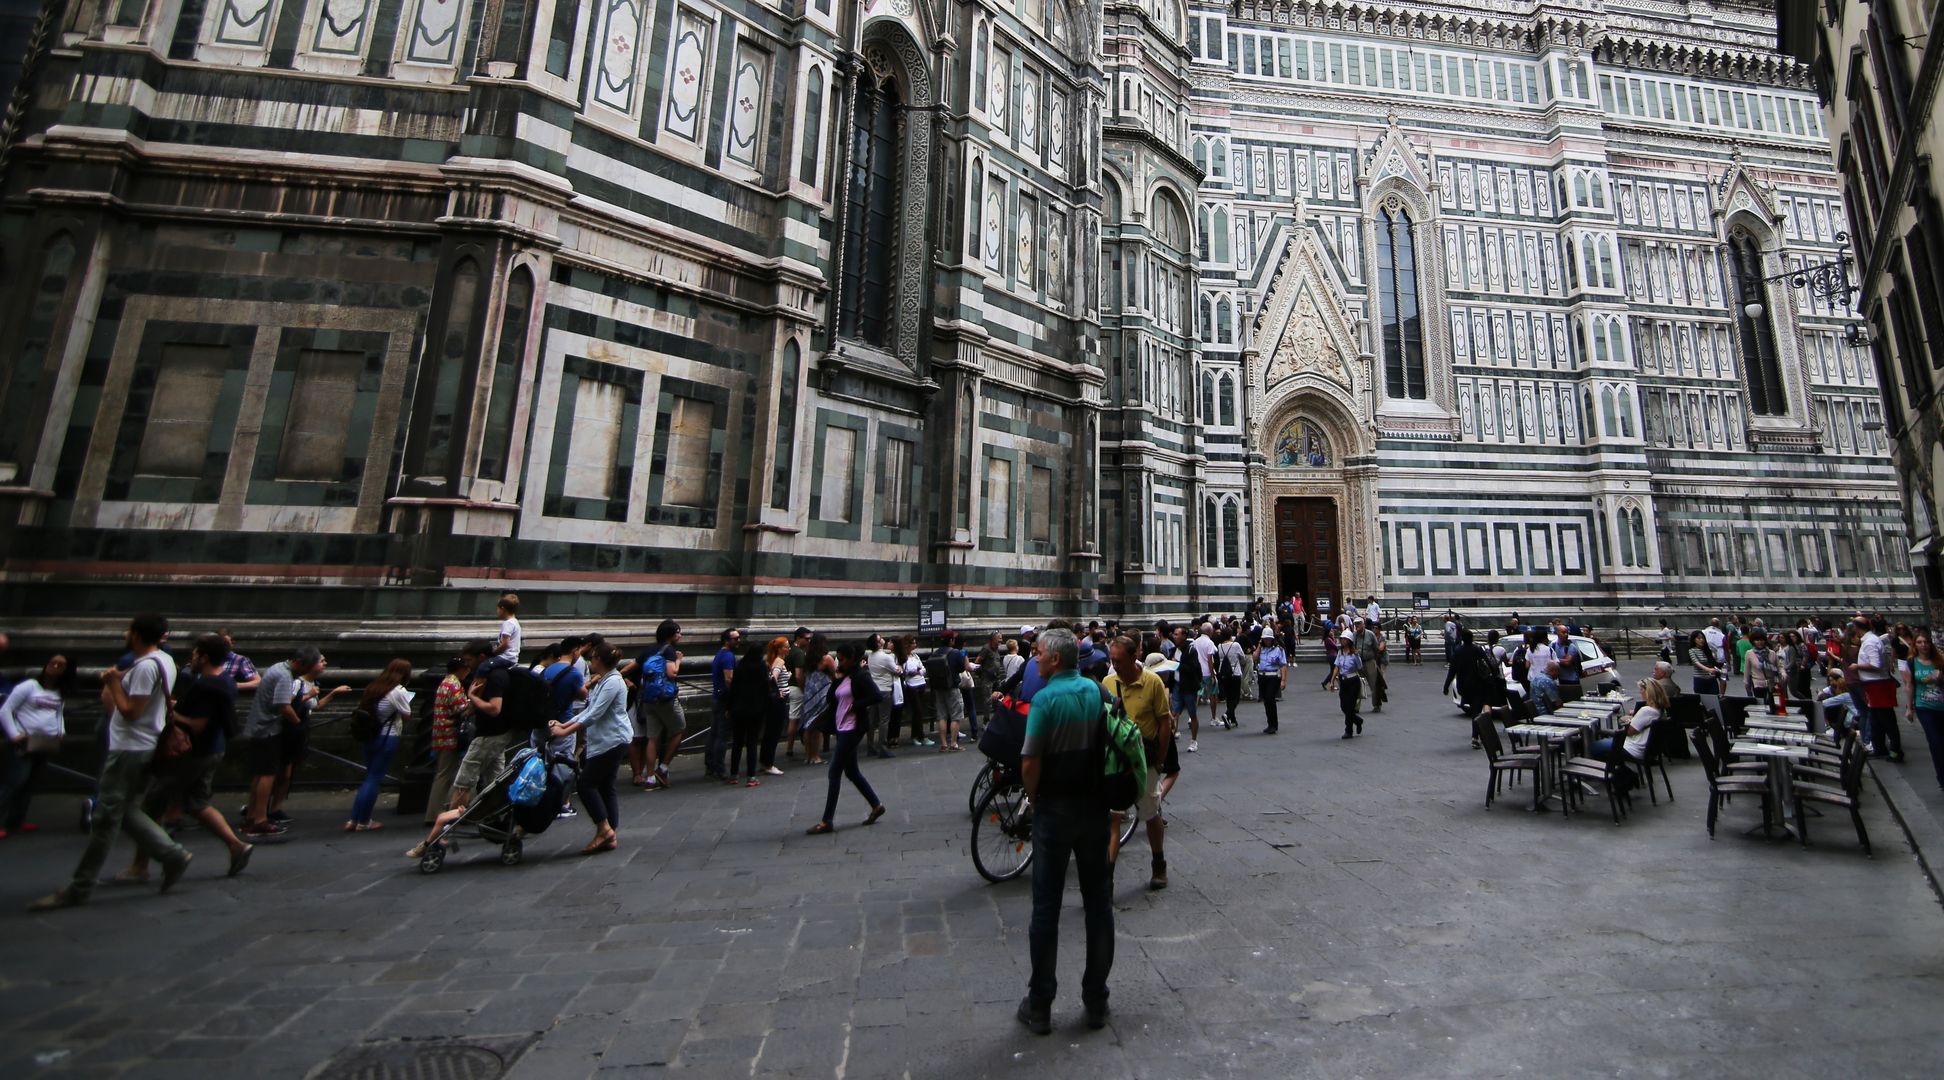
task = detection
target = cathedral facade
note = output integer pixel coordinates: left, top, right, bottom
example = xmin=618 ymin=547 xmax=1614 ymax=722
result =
xmin=0 ymin=0 xmax=1916 ymax=634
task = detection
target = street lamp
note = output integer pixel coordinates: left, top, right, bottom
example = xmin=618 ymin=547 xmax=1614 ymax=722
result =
xmin=1743 ymin=233 xmax=1859 ymax=320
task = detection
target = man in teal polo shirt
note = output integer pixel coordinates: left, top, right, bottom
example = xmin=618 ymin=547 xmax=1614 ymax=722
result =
xmin=1016 ymin=627 xmax=1114 ymax=1035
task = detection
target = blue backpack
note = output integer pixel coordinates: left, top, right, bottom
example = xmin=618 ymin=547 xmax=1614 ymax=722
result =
xmin=638 ymin=653 xmax=678 ymax=703
xmin=507 ymin=750 xmax=547 ymax=806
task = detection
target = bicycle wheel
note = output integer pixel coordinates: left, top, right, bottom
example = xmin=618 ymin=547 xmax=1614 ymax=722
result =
xmin=968 ymin=759 xmax=997 ymax=819
xmin=971 ymin=781 xmax=1034 ymax=883
xmin=1117 ymin=807 xmax=1139 ymax=847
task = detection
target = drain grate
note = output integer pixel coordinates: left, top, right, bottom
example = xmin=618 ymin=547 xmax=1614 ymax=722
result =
xmin=310 ymin=1035 xmax=538 ymax=1080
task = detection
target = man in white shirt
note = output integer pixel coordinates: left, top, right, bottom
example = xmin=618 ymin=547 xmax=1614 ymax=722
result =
xmin=1365 ymin=598 xmax=1382 ymax=627
xmin=1702 ymin=619 xmax=1726 ymax=666
xmin=1850 ymin=616 xmax=1904 ymax=760
xmin=31 ymin=613 xmax=192 ymax=910
xmin=1523 ymin=631 xmax=1561 ymax=714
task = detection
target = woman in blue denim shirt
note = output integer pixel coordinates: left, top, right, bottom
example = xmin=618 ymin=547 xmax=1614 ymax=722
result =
xmin=549 ymin=643 xmax=630 ymax=854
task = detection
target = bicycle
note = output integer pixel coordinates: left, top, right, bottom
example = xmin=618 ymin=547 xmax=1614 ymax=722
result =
xmin=971 ymin=770 xmax=1033 ymax=883
xmin=969 ymin=761 xmax=1140 ymax=884
xmin=968 ymin=756 xmax=999 ymax=819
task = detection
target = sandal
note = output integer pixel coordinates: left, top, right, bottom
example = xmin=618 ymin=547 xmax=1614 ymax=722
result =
xmin=343 ymin=821 xmax=358 ymax=832
xmin=745 ymin=779 xmax=760 ymax=788
xmin=355 ymin=821 xmax=384 ymax=832
xmin=805 ymin=821 xmax=834 ymax=835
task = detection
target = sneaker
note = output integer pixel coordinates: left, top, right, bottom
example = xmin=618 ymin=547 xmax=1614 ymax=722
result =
xmin=763 ymin=766 xmax=784 ymax=776
xmin=643 ymin=776 xmax=662 ymax=790
xmin=1015 ymin=997 xmax=1052 ymax=1036
xmin=242 ymin=821 xmax=287 ymax=838
xmin=268 ymin=810 xmax=292 ymax=824
xmin=1187 ymin=740 xmax=1198 ymax=752
xmin=557 ymin=805 xmax=579 ymax=820
xmin=1890 ymin=751 xmax=1907 ymax=763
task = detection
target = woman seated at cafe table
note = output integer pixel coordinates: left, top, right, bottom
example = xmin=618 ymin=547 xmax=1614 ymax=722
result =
xmin=1588 ymin=678 xmax=1668 ymax=764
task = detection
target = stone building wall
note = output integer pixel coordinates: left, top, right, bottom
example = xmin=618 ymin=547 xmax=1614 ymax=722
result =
xmin=0 ymin=0 xmax=1920 ymax=642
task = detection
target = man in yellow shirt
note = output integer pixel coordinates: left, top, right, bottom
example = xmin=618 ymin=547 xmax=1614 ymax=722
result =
xmin=1102 ymin=635 xmax=1172 ymax=891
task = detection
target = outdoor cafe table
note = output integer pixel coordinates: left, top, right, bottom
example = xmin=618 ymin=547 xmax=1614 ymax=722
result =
xmin=1729 ymin=740 xmax=1811 ymax=839
xmin=1538 ymin=713 xmax=1605 ymax=746
xmin=1505 ymin=724 xmax=1580 ymax=812
xmin=1744 ymin=716 xmax=1811 ymax=733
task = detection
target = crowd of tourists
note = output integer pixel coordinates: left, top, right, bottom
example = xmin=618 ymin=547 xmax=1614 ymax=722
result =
xmin=9 ymin=597 xmax=1939 ymax=1031
xmin=0 ymin=596 xmax=1323 ymax=909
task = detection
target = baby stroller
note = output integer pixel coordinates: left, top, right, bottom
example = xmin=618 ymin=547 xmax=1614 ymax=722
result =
xmin=417 ymin=740 xmax=578 ymax=874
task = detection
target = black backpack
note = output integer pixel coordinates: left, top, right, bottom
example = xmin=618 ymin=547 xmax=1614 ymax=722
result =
xmin=473 ymin=658 xmax=559 ymax=736
xmin=349 ymin=703 xmax=380 ymax=743
xmin=923 ymin=650 xmax=952 ymax=689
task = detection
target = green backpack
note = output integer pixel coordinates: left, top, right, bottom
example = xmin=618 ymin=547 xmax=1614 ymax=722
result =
xmin=1095 ymin=695 xmax=1149 ymax=812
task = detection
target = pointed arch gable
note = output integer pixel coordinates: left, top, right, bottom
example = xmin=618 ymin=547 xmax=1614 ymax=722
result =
xmin=1251 ymin=220 xmax=1363 ymax=403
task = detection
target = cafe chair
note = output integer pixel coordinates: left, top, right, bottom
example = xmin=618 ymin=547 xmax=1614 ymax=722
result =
xmin=1791 ymin=727 xmax=1857 ymax=785
xmin=1665 ymin=694 xmax=1707 ymax=759
xmin=1792 ymin=746 xmax=1872 ymax=857
xmin=1473 ymin=717 xmax=1537 ymax=809
xmin=1560 ymin=745 xmax=1632 ymax=824
xmin=1718 ymin=696 xmax=1757 ymax=734
xmin=1701 ymin=714 xmax=1766 ymax=777
xmin=1633 ymin=719 xmax=1680 ymax=806
xmin=1690 ymin=730 xmax=1774 ymax=839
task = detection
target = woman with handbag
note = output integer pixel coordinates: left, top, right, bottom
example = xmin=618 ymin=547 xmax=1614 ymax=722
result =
xmin=804 ymin=642 xmax=887 ymax=835
xmin=798 ymin=635 xmax=833 ymax=765
xmin=0 ymin=654 xmax=72 ymax=837
xmin=345 ymin=659 xmax=413 ymax=831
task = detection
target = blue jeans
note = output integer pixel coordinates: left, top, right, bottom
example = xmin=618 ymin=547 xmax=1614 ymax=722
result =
xmin=1028 ymin=797 xmax=1114 ymax=1008
xmin=707 ymin=700 xmax=729 ymax=775
xmin=352 ymin=735 xmax=399 ymax=823
xmin=820 ymin=728 xmax=879 ymax=824
xmin=1916 ymin=708 xmax=1944 ymax=788
xmin=1172 ymin=682 xmax=1199 ymax=723
xmin=1529 ymin=674 xmax=1560 ymax=714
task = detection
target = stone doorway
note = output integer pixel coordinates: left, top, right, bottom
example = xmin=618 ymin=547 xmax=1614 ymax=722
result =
xmin=1275 ymin=496 xmax=1341 ymax=616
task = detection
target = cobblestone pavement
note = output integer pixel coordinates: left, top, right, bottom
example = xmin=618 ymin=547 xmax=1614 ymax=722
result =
xmin=4 ymin=666 xmax=1942 ymax=1079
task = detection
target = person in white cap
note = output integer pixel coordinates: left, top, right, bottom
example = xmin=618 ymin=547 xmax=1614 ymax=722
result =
xmin=1333 ymin=630 xmax=1365 ymax=738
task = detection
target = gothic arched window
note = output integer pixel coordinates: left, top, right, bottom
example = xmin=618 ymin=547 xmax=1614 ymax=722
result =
xmin=1218 ymin=373 xmax=1236 ymax=426
xmin=1729 ymin=232 xmax=1788 ymax=416
xmin=1376 ymin=205 xmax=1427 ymax=399
xmin=1222 ymin=498 xmax=1241 ymax=568
xmin=1202 ymin=496 xmax=1219 ymax=565
xmin=839 ymin=75 xmax=900 ymax=346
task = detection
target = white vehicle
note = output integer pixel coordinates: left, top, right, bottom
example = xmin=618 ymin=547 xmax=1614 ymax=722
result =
xmin=1568 ymin=636 xmax=1622 ymax=693
xmin=1447 ymin=635 xmax=1620 ymax=709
